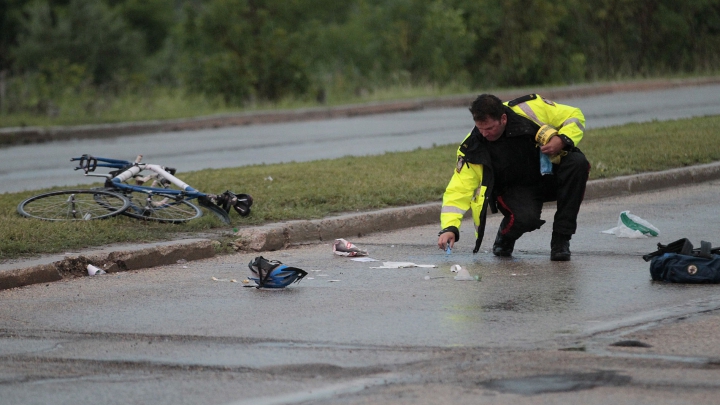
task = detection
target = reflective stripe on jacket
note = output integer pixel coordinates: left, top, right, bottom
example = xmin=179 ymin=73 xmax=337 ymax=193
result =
xmin=508 ymin=94 xmax=585 ymax=147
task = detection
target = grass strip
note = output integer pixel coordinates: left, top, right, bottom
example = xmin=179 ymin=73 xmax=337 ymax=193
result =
xmin=1 ymin=115 xmax=719 ymax=261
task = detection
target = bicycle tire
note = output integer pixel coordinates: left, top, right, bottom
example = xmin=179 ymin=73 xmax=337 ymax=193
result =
xmin=17 ymin=189 xmax=130 ymax=221
xmin=197 ymin=196 xmax=232 ymax=225
xmin=97 ymin=189 xmax=202 ymax=223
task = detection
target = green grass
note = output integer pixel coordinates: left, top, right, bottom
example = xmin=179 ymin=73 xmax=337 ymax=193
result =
xmin=2 ymin=115 xmax=720 ymax=261
xmin=583 ymin=117 xmax=720 ymax=177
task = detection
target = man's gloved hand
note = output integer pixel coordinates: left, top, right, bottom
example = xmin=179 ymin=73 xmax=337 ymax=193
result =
xmin=535 ymin=124 xmax=558 ymax=145
xmin=536 ymin=125 xmax=568 ymax=164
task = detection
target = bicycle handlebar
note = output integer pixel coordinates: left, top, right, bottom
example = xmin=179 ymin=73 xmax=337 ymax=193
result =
xmin=72 ymin=154 xmax=133 ymax=172
xmin=71 ymin=154 xmax=193 ymax=192
xmin=72 ymin=154 xmax=97 ymax=173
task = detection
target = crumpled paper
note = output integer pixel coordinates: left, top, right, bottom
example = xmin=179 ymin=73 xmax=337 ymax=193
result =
xmin=450 ymin=264 xmax=476 ymax=281
xmin=333 ymin=238 xmax=368 ymax=256
xmin=602 ymin=210 xmax=660 ymax=238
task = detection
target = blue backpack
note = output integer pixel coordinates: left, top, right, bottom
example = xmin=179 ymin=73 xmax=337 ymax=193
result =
xmin=643 ymin=239 xmax=720 ymax=283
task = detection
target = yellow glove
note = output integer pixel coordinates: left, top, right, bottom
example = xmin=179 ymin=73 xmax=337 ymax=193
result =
xmin=535 ymin=125 xmax=567 ymax=164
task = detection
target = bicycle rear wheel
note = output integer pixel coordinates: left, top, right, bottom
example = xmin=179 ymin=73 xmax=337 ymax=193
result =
xmin=18 ymin=190 xmax=130 ymax=221
xmin=103 ymin=190 xmax=202 ymax=223
xmin=197 ymin=195 xmax=231 ymax=224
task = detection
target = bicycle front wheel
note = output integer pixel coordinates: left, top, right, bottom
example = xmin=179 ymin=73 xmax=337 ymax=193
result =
xmin=18 ymin=190 xmax=130 ymax=221
xmin=113 ymin=191 xmax=202 ymax=223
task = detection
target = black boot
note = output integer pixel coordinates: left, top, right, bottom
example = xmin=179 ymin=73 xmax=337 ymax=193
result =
xmin=493 ymin=230 xmax=516 ymax=257
xmin=551 ymin=232 xmax=571 ymax=261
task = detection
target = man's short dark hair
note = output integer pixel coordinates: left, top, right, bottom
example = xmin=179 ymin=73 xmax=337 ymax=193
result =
xmin=469 ymin=94 xmax=505 ymax=122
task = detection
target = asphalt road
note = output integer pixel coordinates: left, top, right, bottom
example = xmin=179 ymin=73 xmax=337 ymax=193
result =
xmin=1 ymin=84 xmax=719 ymax=194
xmin=2 ymin=180 xmax=720 ymax=404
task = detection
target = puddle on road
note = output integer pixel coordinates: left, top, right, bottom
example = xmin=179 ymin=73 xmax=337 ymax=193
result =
xmin=480 ymin=371 xmax=631 ymax=395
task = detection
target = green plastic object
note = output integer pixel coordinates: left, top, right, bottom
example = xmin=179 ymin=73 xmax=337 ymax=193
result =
xmin=620 ymin=211 xmax=659 ymax=237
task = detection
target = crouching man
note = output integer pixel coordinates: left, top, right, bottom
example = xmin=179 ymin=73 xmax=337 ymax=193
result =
xmin=437 ymin=94 xmax=590 ymax=261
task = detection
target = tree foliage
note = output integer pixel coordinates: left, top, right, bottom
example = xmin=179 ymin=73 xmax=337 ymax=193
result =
xmin=2 ymin=0 xmax=720 ymax=114
xmin=13 ymin=0 xmax=145 ymax=84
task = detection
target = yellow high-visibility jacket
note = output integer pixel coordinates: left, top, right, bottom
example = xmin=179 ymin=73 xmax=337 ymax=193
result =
xmin=439 ymin=94 xmax=585 ymax=252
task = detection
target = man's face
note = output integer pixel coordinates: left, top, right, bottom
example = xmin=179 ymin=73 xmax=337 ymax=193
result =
xmin=475 ymin=114 xmax=507 ymax=142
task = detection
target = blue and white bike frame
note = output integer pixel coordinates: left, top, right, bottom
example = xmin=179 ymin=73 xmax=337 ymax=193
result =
xmin=72 ymin=154 xmax=251 ymax=224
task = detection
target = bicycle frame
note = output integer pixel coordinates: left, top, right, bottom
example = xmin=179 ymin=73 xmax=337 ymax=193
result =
xmin=112 ymin=162 xmax=198 ymax=196
xmin=74 ymin=154 xmax=198 ymax=193
xmin=71 ymin=154 xmax=247 ymax=224
xmin=18 ymin=154 xmax=251 ymax=223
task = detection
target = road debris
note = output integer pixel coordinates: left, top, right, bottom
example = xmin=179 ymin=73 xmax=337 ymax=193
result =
xmin=451 ymin=264 xmax=480 ymax=281
xmin=370 ymin=262 xmax=437 ymax=269
xmin=248 ymin=256 xmax=307 ymax=289
xmin=602 ymin=211 xmax=660 ymax=238
xmin=333 ymin=238 xmax=368 ymax=256
xmin=351 ymin=257 xmax=379 ymax=262
xmin=87 ymin=264 xmax=106 ymax=276
xmin=211 ymin=277 xmax=238 ymax=282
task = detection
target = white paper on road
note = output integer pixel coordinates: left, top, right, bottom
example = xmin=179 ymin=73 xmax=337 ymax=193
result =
xmin=351 ymin=257 xmax=379 ymax=262
xmin=370 ymin=262 xmax=437 ymax=269
xmin=211 ymin=277 xmax=238 ymax=282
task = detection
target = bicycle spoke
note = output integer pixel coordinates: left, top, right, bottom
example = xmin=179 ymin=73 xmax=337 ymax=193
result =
xmin=118 ymin=191 xmax=202 ymax=223
xmin=18 ymin=190 xmax=130 ymax=221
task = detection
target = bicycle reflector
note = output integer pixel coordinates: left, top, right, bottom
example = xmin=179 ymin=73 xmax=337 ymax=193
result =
xmin=248 ymin=256 xmax=307 ymax=288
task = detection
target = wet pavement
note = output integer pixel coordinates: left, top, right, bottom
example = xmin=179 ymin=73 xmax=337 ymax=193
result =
xmin=1 ymin=180 xmax=720 ymax=404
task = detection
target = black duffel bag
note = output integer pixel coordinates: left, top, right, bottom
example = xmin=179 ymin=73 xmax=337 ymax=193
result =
xmin=643 ymin=239 xmax=720 ymax=283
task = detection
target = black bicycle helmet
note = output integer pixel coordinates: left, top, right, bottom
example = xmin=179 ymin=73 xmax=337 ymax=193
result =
xmin=233 ymin=193 xmax=253 ymax=217
xmin=248 ymin=256 xmax=307 ymax=288
xmin=216 ymin=191 xmax=253 ymax=216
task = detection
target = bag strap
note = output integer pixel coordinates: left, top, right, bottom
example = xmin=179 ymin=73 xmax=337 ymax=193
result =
xmin=643 ymin=238 xmax=693 ymax=262
xmin=643 ymin=239 xmax=720 ymax=262
xmin=699 ymin=241 xmax=713 ymax=259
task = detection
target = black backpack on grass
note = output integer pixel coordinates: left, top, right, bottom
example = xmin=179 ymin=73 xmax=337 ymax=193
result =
xmin=643 ymin=239 xmax=720 ymax=283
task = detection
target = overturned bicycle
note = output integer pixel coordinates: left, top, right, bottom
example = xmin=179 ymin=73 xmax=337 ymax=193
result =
xmin=17 ymin=154 xmax=253 ymax=224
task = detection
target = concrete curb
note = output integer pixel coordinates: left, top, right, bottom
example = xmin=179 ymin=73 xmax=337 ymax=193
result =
xmin=0 ymin=239 xmax=217 ymax=290
xmin=2 ymin=163 xmax=719 ymax=292
xmin=2 ymin=76 xmax=720 ymax=147
xmin=231 ymin=203 xmax=440 ymax=252
xmin=233 ymin=161 xmax=720 ymax=252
